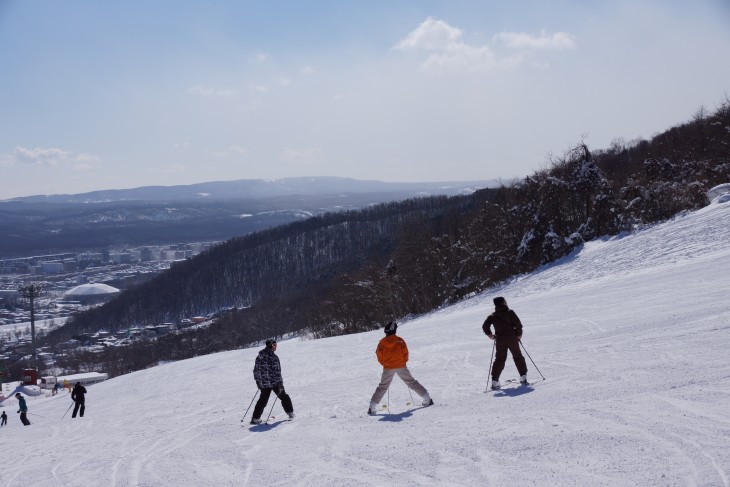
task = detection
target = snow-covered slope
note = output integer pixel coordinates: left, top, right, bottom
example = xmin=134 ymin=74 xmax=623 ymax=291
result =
xmin=2 ymin=201 xmax=729 ymax=486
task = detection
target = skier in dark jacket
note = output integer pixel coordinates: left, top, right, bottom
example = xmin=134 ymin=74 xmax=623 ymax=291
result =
xmin=250 ymin=339 xmax=294 ymax=424
xmin=15 ymin=393 xmax=30 ymax=425
xmin=71 ymin=382 xmax=87 ymax=418
xmin=482 ymin=296 xmax=528 ymax=389
xmin=1 ymin=410 xmax=7 ymax=426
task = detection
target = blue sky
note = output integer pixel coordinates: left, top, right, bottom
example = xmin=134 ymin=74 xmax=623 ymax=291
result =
xmin=1 ymin=0 xmax=729 ymax=198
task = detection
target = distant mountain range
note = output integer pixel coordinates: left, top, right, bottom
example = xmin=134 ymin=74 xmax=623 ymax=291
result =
xmin=3 ymin=177 xmax=499 ymax=203
xmin=0 ymin=177 xmax=499 ymax=257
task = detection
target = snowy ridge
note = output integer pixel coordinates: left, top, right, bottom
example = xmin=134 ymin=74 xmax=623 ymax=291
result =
xmin=501 ymin=199 xmax=730 ymax=299
xmin=1 ymin=202 xmax=729 ymax=486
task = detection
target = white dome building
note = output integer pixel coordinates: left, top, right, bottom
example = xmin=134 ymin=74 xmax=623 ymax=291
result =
xmin=64 ymin=283 xmax=120 ymax=304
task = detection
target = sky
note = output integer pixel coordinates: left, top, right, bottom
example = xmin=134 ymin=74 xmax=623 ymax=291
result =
xmin=1 ymin=197 xmax=729 ymax=485
xmin=1 ymin=0 xmax=729 ymax=199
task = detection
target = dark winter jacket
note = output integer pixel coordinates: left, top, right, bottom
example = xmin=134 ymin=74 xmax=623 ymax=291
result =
xmin=253 ymin=348 xmax=283 ymax=389
xmin=482 ymin=304 xmax=523 ymax=338
xmin=17 ymin=396 xmax=28 ymax=413
xmin=71 ymin=384 xmax=87 ymax=403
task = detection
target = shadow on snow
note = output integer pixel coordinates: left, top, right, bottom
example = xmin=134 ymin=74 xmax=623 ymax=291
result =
xmin=491 ymin=385 xmax=535 ymax=398
xmin=248 ymin=419 xmax=290 ymax=432
xmin=378 ymin=405 xmax=431 ymax=422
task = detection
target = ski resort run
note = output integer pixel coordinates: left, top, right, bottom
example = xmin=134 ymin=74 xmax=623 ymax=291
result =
xmin=0 ymin=198 xmax=728 ymax=486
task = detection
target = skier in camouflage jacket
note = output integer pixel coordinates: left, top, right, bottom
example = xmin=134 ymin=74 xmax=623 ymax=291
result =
xmin=250 ymin=339 xmax=295 ymax=424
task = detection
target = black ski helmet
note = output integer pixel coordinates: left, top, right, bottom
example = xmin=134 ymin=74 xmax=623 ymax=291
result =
xmin=265 ymin=339 xmax=277 ymax=348
xmin=384 ymin=321 xmax=397 ymax=335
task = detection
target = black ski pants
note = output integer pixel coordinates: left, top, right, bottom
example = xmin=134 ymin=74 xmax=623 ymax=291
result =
xmin=72 ymin=398 xmax=85 ymax=418
xmin=1 ymin=415 xmax=7 ymax=426
xmin=252 ymin=383 xmax=293 ymax=419
xmin=491 ymin=335 xmax=528 ymax=380
xmin=19 ymin=412 xmax=30 ymax=426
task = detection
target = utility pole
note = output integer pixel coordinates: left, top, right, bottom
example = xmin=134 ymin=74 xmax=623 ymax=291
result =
xmin=18 ymin=283 xmax=43 ymax=370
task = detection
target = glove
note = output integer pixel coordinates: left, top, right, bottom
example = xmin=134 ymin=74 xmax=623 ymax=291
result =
xmin=517 ymin=335 xmax=522 ymax=340
xmin=487 ymin=334 xmax=494 ymax=340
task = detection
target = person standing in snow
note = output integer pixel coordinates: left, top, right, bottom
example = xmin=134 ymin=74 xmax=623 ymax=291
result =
xmin=367 ymin=321 xmax=433 ymax=415
xmin=482 ymin=296 xmax=528 ymax=389
xmin=15 ymin=393 xmax=30 ymax=425
xmin=0 ymin=410 xmax=7 ymax=426
xmin=71 ymin=382 xmax=87 ymax=418
xmin=250 ymin=339 xmax=295 ymax=424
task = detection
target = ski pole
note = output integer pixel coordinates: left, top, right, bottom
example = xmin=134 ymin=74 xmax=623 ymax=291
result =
xmin=406 ymin=385 xmax=415 ymax=407
xmin=240 ymin=390 xmax=259 ymax=422
xmin=61 ymin=402 xmax=74 ymax=419
xmin=28 ymin=412 xmax=48 ymax=419
xmin=519 ymin=340 xmax=545 ymax=380
xmin=387 ymin=389 xmax=390 ymax=413
xmin=265 ymin=397 xmax=278 ymax=422
xmin=487 ymin=338 xmax=495 ymax=390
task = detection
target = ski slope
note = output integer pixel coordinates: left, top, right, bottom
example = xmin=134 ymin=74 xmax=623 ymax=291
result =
xmin=1 ymin=200 xmax=729 ymax=487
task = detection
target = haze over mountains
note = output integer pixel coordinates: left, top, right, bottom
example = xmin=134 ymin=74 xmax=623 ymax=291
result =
xmin=0 ymin=177 xmax=498 ymax=256
xmin=2 ymin=177 xmax=498 ymax=203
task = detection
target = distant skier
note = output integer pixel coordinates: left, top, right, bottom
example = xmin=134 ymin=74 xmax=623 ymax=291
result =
xmin=367 ymin=321 xmax=433 ymax=415
xmin=0 ymin=410 xmax=7 ymax=426
xmin=250 ymin=339 xmax=295 ymax=424
xmin=15 ymin=393 xmax=30 ymax=425
xmin=482 ymin=296 xmax=528 ymax=389
xmin=71 ymin=382 xmax=87 ymax=418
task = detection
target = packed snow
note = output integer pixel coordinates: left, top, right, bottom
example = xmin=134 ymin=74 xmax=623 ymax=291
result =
xmin=1 ymin=200 xmax=729 ymax=486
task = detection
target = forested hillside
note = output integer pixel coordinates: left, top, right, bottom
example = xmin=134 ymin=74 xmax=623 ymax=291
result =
xmin=49 ymin=197 xmax=473 ymax=334
xmin=47 ymin=100 xmax=730 ymax=376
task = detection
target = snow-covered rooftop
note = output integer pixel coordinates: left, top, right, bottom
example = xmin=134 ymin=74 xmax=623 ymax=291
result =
xmin=64 ymin=283 xmax=120 ymax=296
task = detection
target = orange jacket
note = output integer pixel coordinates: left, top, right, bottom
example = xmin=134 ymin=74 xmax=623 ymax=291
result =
xmin=376 ymin=334 xmax=409 ymax=369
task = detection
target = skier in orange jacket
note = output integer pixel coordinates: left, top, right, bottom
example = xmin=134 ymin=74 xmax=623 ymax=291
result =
xmin=367 ymin=321 xmax=433 ymax=415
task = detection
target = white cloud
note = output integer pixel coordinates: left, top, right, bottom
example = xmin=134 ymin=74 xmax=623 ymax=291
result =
xmin=1 ymin=146 xmax=101 ymax=168
xmin=395 ymin=18 xmax=575 ymax=73
xmin=250 ymin=84 xmax=270 ymax=93
xmin=72 ymin=153 xmax=101 ymax=172
xmin=494 ymin=30 xmax=576 ymax=50
xmin=253 ymin=52 xmax=269 ymax=63
xmin=13 ymin=146 xmax=71 ymax=166
xmin=278 ymin=77 xmax=293 ymax=87
xmin=395 ymin=17 xmax=463 ymax=51
xmin=187 ymin=85 xmax=239 ymax=96
xmin=212 ymin=145 xmax=249 ymax=157
xmin=299 ymin=65 xmax=315 ymax=75
xmin=422 ymin=45 xmax=522 ymax=74
xmin=76 ymin=153 xmax=101 ymax=163
xmin=280 ymin=147 xmax=325 ymax=165
xmin=229 ymin=145 xmax=248 ymax=155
